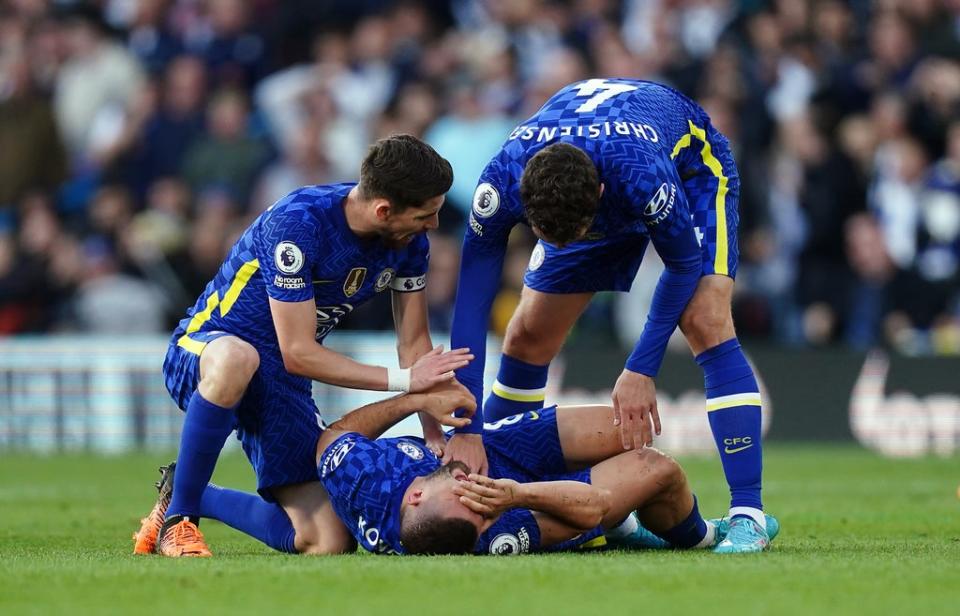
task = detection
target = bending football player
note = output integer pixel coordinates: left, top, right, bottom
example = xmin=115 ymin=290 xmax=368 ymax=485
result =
xmin=449 ymin=78 xmax=770 ymax=553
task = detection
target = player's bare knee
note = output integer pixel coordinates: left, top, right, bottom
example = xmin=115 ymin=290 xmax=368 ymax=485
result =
xmin=206 ymin=339 xmax=259 ymax=380
xmin=295 ymin=531 xmax=353 ymax=555
xmin=651 ymin=452 xmax=686 ymax=494
xmin=504 ymin=313 xmax=561 ymax=364
xmin=504 ymin=318 xmax=541 ymax=361
xmin=680 ymin=303 xmax=733 ymax=350
xmin=678 ymin=305 xmax=698 ymax=336
xmin=199 ymin=339 xmax=259 ymax=404
xmin=680 ymin=301 xmax=723 ymax=336
xmin=293 ymin=527 xmax=321 ymax=554
xmin=630 ymin=448 xmax=683 ymax=490
xmin=225 ymin=339 xmax=260 ymax=378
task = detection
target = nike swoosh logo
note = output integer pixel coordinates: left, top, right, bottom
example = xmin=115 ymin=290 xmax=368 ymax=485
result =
xmin=724 ymin=444 xmax=753 ymax=454
xmin=312 ymin=280 xmax=335 ymax=285
xmin=528 ymin=411 xmax=540 ymax=420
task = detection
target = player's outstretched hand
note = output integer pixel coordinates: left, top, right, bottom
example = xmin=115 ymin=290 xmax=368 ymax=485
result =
xmin=420 ymin=380 xmax=476 ymax=429
xmin=611 ymin=368 xmax=662 ymax=450
xmin=453 ymin=474 xmax=521 ymax=519
xmin=409 ymin=345 xmax=474 ymax=392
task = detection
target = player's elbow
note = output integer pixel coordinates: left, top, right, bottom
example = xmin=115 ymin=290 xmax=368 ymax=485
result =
xmin=279 ymin=344 xmax=309 ymax=377
xmin=281 ymin=353 xmax=304 ymax=376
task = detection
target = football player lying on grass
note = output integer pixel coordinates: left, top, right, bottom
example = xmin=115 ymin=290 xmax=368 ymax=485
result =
xmin=134 ymin=383 xmax=777 ymax=555
xmin=315 ymin=382 xmax=779 ymax=555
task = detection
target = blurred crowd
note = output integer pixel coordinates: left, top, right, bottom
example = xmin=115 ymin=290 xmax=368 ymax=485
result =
xmin=1 ymin=0 xmax=959 ymax=356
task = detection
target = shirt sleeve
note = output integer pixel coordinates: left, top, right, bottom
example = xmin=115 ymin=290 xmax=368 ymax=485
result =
xmin=450 ymin=161 xmax=522 ymax=433
xmin=317 ymin=433 xmax=390 ymax=551
xmin=475 ymin=508 xmax=542 ymax=555
xmin=391 ymin=233 xmax=430 ymax=293
xmin=254 ymin=199 xmax=323 ymax=303
xmin=608 ymin=144 xmax=703 ymax=377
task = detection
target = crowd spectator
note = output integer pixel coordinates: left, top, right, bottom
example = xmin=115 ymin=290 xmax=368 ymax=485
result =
xmin=0 ymin=38 xmax=67 ymax=206
xmin=128 ymin=54 xmax=208 ymax=197
xmin=0 ymin=0 xmax=957 ymax=357
xmin=180 ymin=86 xmax=268 ymax=202
xmin=52 ymin=4 xmax=145 ymax=166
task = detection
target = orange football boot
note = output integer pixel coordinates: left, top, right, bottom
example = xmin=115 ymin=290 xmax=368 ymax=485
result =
xmin=132 ymin=463 xmax=176 ymax=555
xmin=156 ymin=517 xmax=213 ymax=557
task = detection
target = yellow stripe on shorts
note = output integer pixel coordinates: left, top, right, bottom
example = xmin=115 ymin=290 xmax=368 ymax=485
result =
xmin=670 ymin=120 xmax=730 ymax=275
xmin=174 ymin=258 xmax=261 ymax=356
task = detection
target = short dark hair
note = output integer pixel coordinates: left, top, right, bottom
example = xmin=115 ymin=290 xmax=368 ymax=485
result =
xmin=359 ymin=134 xmax=453 ymax=212
xmin=520 ymin=143 xmax=599 ymax=244
xmin=400 ymin=510 xmax=478 ymax=555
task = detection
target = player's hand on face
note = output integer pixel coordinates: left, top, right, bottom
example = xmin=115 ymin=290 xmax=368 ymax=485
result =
xmin=611 ymin=369 xmax=661 ymax=450
xmin=442 ymin=433 xmax=489 ymax=476
xmin=409 ymin=345 xmax=474 ymax=392
xmin=453 ymin=474 xmax=521 ymax=519
xmin=420 ymin=380 xmax=476 ymax=428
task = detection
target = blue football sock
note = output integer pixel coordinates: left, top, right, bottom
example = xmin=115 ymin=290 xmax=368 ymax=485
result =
xmin=483 ymin=354 xmax=549 ymax=422
xmin=696 ymin=338 xmax=764 ymax=518
xmin=166 ymin=390 xmax=236 ymax=519
xmin=199 ymin=484 xmax=297 ymax=553
xmin=654 ymin=496 xmax=710 ymax=549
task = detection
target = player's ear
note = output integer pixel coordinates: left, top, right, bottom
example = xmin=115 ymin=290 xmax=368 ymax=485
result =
xmin=407 ymin=489 xmax=424 ymax=506
xmin=598 ymin=183 xmax=604 ymax=198
xmin=373 ymin=199 xmax=394 ymax=221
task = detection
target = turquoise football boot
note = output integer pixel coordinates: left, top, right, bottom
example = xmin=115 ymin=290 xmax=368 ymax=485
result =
xmin=712 ymin=515 xmax=777 ymax=553
xmin=709 ymin=513 xmax=780 ymax=546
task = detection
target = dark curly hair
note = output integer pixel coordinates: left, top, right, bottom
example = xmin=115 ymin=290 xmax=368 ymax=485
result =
xmin=520 ymin=143 xmax=600 ymax=245
xmin=400 ymin=510 xmax=478 ymax=555
xmin=359 ymin=134 xmax=454 ymax=212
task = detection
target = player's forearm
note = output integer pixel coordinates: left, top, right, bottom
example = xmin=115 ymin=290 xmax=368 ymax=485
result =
xmin=397 ymin=333 xmax=443 ymax=437
xmin=516 ymin=481 xmax=610 ymax=531
xmin=397 ymin=332 xmax=433 ymax=369
xmin=328 ymin=392 xmax=428 ymax=439
xmin=630 ymin=188 xmax=704 ymax=376
xmin=393 ymin=288 xmax=433 ymax=369
xmin=283 ymin=343 xmax=391 ymax=390
xmin=450 ymin=239 xmax=507 ymax=433
xmin=624 ymin=257 xmax=701 ymax=377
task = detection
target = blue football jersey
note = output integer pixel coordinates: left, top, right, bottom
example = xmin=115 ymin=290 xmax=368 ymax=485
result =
xmin=465 ymin=78 xmax=706 ymax=248
xmin=452 ymin=79 xmax=711 ymax=415
xmin=171 ymin=183 xmax=430 ymax=368
xmin=319 ymin=433 xmax=437 ymax=555
xmin=319 ymin=432 xmax=546 ymax=555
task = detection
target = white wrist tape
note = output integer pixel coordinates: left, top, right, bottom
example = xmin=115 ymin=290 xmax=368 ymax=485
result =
xmin=387 ymin=367 xmax=411 ymax=392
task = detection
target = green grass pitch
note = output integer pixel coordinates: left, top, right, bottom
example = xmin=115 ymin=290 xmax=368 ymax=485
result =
xmin=2 ymin=445 xmax=958 ymax=615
